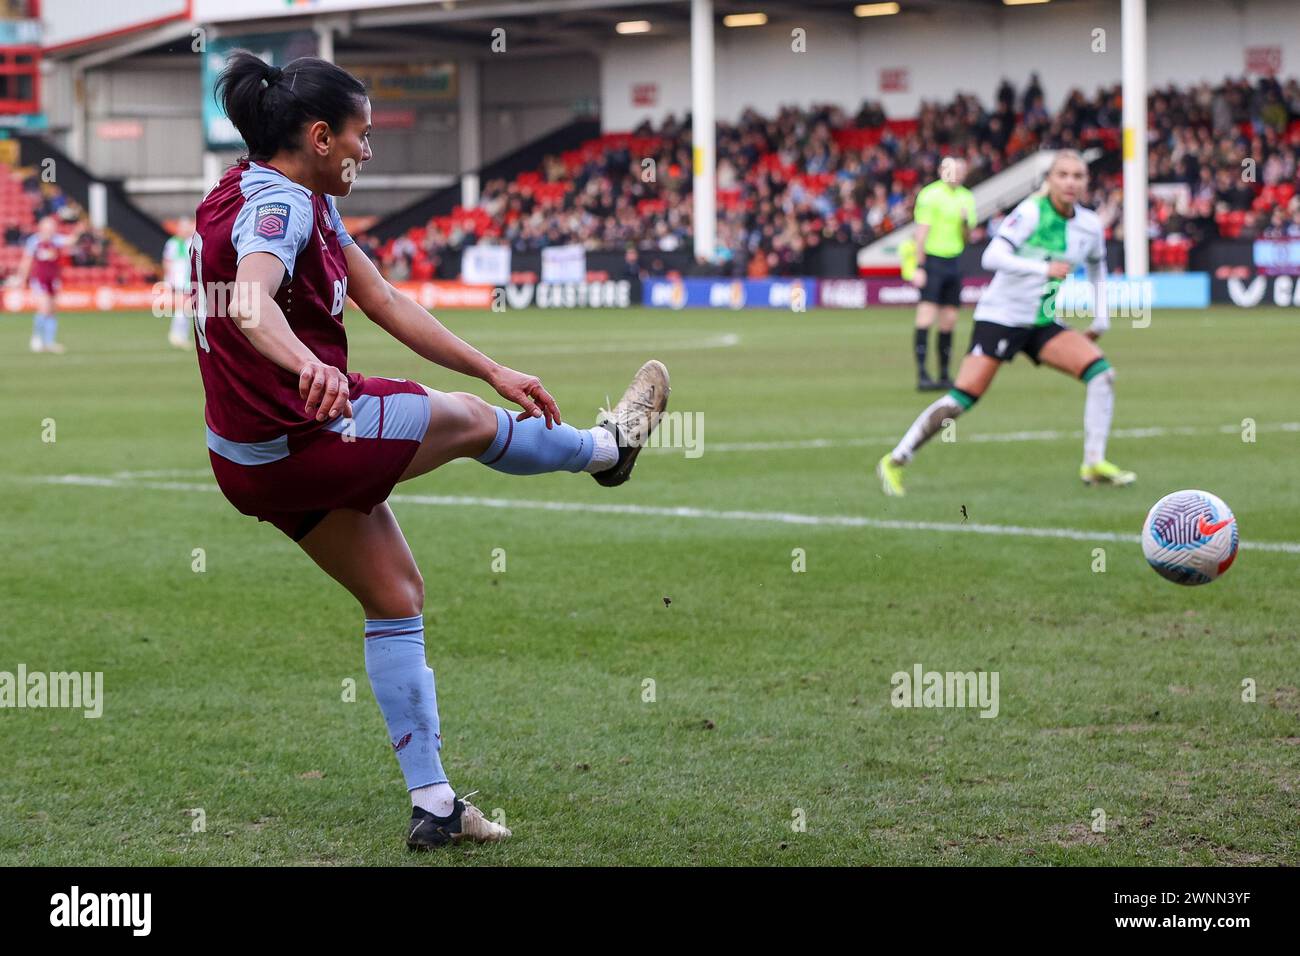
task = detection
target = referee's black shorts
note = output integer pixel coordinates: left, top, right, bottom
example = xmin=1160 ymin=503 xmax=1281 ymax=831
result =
xmin=920 ymin=254 xmax=962 ymax=307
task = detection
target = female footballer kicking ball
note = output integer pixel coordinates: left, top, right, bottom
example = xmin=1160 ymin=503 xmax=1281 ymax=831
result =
xmin=196 ymin=52 xmax=669 ymax=850
xmin=877 ymin=150 xmax=1134 ymax=495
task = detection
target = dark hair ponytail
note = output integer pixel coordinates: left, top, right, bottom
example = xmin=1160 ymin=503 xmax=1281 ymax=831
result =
xmin=215 ymin=51 xmax=366 ymax=161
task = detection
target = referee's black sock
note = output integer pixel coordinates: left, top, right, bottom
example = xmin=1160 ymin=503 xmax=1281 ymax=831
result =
xmin=914 ymin=328 xmax=930 ymax=377
xmin=937 ymin=331 xmax=953 ymax=380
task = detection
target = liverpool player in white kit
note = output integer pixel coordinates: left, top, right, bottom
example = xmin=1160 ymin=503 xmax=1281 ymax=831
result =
xmin=163 ymin=217 xmax=194 ymax=348
xmin=877 ymin=151 xmax=1136 ymax=496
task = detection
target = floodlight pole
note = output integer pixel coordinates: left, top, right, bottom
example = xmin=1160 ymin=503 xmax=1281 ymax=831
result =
xmin=690 ymin=0 xmax=717 ymax=263
xmin=315 ymin=22 xmax=334 ymax=63
xmin=459 ymin=59 xmax=482 ymax=209
xmin=1121 ymin=0 xmax=1148 ymax=277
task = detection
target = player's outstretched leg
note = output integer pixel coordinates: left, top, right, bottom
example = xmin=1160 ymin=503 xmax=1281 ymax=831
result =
xmin=398 ymin=359 xmax=670 ymax=487
xmin=40 ymin=303 xmax=64 ymax=354
xmin=168 ymin=298 xmax=191 ymax=349
xmin=877 ymin=353 xmax=998 ymax=496
xmin=876 ymin=388 xmax=976 ymax=496
xmin=1038 ymin=332 xmax=1135 ymax=486
xmin=913 ymin=300 xmax=939 ymax=391
xmin=297 ymin=504 xmax=512 ymax=850
xmin=1077 ymin=357 xmax=1135 ymax=486
xmin=30 ymin=288 xmax=64 ymax=353
xmin=936 ymin=305 xmax=958 ymax=388
xmin=472 ymin=359 xmax=670 ymax=486
xmin=29 ymin=312 xmax=44 ymax=353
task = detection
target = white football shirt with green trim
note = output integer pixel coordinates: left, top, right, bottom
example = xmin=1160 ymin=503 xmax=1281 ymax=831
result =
xmin=163 ymin=235 xmax=191 ymax=288
xmin=974 ymin=194 xmax=1106 ymax=328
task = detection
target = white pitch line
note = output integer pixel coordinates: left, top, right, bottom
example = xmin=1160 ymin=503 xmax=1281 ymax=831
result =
xmin=24 ymin=473 xmax=1300 ymax=554
xmin=0 ymin=333 xmax=741 ymax=368
xmin=73 ymin=416 xmax=1278 ymax=472
xmin=497 ymin=332 xmax=740 ymax=355
xmin=691 ymin=421 xmax=1300 ymax=453
xmin=109 ymin=468 xmax=212 ymax=479
xmin=0 ymin=352 xmax=194 ymax=368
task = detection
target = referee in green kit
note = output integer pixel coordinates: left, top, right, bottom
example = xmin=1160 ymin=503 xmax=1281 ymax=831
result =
xmin=909 ymin=157 xmax=977 ymax=390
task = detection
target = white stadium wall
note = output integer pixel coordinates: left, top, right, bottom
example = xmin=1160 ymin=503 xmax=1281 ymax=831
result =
xmin=83 ymin=57 xmax=205 ymax=179
xmin=189 ymin=0 xmax=432 ymax=25
xmin=42 ymin=0 xmax=187 ymax=52
xmin=600 ymin=0 xmax=1300 ymax=130
xmin=480 ymin=54 xmax=601 ymax=168
xmin=49 ymin=45 xmax=598 ymax=220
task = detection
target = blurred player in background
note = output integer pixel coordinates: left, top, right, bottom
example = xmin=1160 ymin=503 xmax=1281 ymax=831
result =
xmin=198 ymin=52 xmax=670 ymax=851
xmin=877 ymin=151 xmax=1135 ymax=495
xmin=905 ymin=157 xmax=976 ymax=390
xmin=16 ymin=216 xmax=73 ymax=354
xmin=164 ymin=217 xmax=194 ymax=348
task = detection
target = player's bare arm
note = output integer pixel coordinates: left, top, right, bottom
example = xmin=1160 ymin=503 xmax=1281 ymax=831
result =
xmin=342 ymin=242 xmax=560 ymax=426
xmin=911 ymin=222 xmax=929 ymax=286
xmin=230 ymin=250 xmax=353 ymax=422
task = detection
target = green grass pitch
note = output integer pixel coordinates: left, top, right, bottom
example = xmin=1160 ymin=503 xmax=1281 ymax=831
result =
xmin=1 ymin=305 xmax=1296 ymax=866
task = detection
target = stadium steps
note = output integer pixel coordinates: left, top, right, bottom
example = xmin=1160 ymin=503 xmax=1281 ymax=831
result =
xmin=2 ymin=162 xmax=158 ymax=284
xmin=13 ymin=133 xmax=169 ymax=266
xmin=368 ymin=118 xmax=600 ymax=243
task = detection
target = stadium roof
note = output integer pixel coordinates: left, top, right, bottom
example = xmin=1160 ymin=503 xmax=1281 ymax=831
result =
xmin=333 ymin=0 xmax=1092 ymax=58
xmin=49 ymin=0 xmax=1095 ymax=63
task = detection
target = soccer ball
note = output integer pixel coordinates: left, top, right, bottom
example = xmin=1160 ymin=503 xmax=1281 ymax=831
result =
xmin=1141 ymin=490 xmax=1238 ymax=585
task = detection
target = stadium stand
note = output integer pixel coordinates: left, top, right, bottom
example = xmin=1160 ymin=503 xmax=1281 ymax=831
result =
xmin=0 ymin=158 xmax=156 ymax=286
xmin=365 ymin=74 xmax=1300 ymax=279
xmin=3 ymin=75 xmax=1295 ymax=285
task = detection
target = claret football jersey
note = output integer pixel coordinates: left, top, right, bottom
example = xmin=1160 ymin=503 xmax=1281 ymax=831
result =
xmin=191 ymin=160 xmax=356 ymax=443
xmin=25 ymin=233 xmax=68 ymax=284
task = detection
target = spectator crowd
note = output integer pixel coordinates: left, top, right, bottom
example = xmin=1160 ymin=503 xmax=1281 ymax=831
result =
xmin=341 ymin=74 xmax=1300 ymax=279
xmin=1 ymin=164 xmax=155 ymax=284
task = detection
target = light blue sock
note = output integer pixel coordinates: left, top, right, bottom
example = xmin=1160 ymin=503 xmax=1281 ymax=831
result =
xmin=364 ymin=616 xmax=447 ymax=791
xmin=32 ymin=313 xmax=45 ymax=339
xmin=42 ymin=315 xmax=58 ymax=345
xmin=476 ymin=405 xmax=596 ymax=475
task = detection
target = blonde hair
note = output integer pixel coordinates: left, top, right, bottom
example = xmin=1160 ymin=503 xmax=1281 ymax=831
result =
xmin=1036 ymin=149 xmax=1087 ymax=195
xmin=1049 ymin=149 xmax=1086 ymax=173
